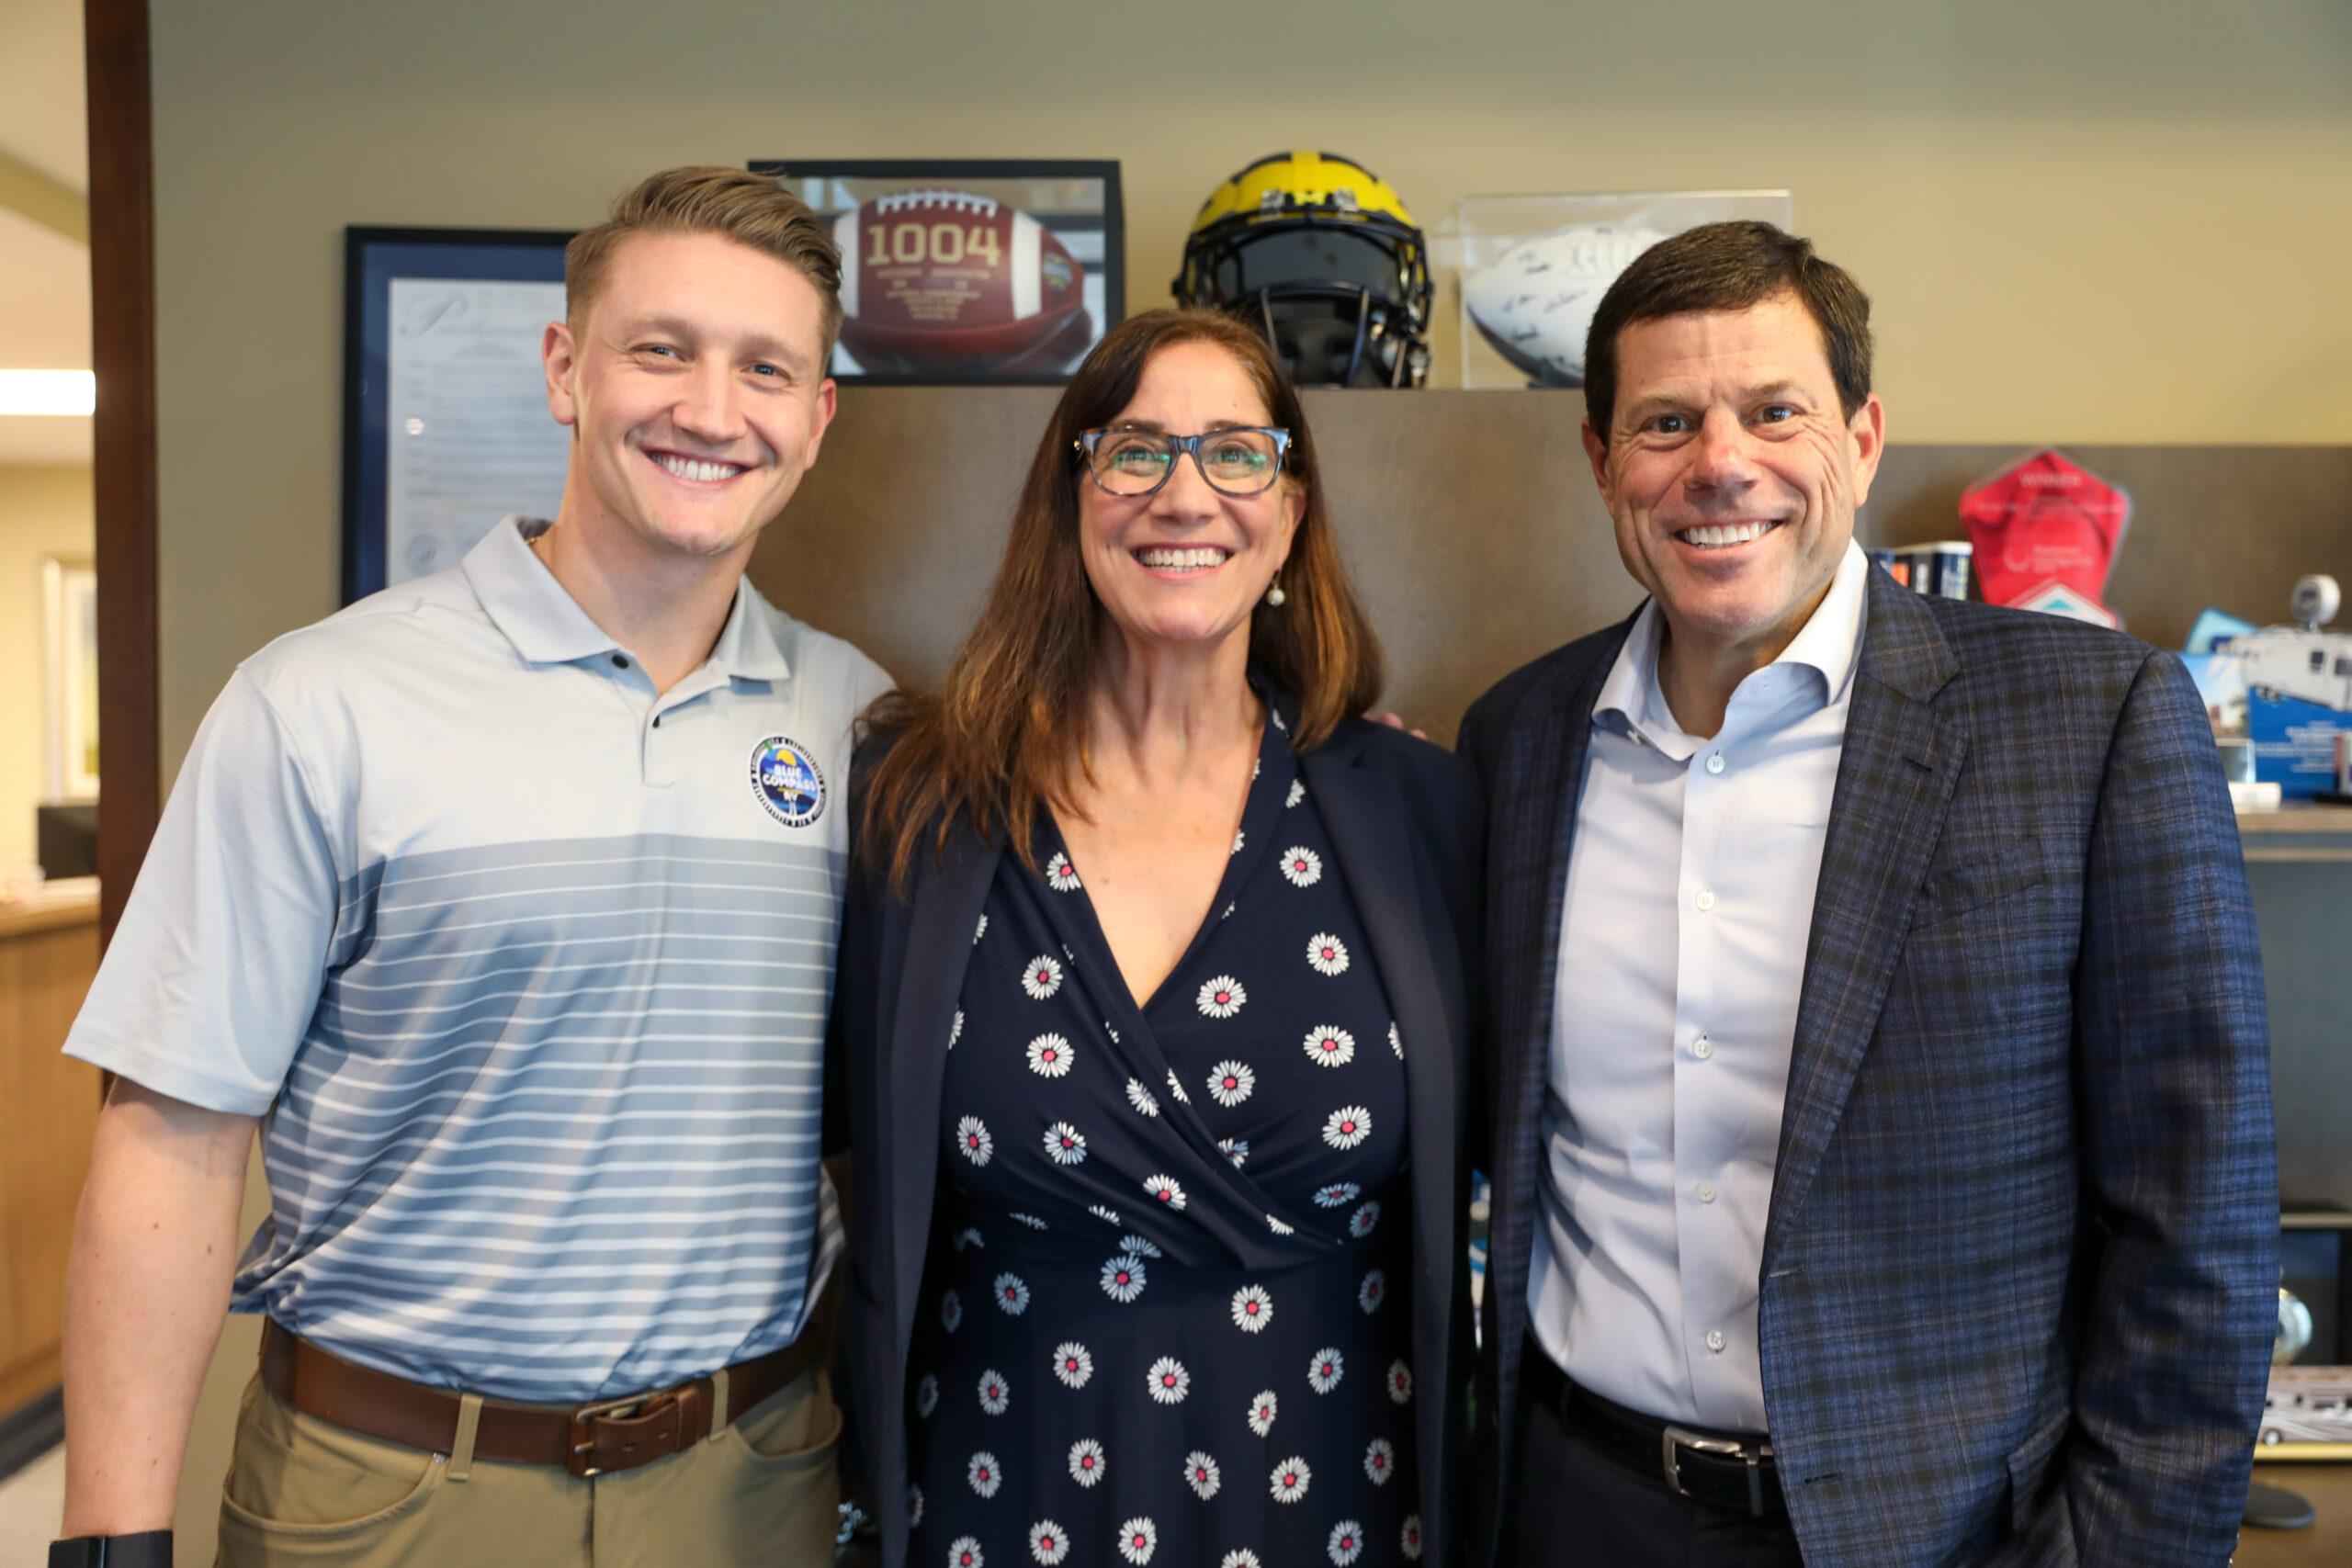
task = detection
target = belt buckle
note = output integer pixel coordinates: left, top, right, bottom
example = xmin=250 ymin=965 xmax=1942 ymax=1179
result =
xmin=568 ymin=1388 xmax=685 ymax=1477
xmin=1661 ymin=1424 xmax=1774 ymax=1517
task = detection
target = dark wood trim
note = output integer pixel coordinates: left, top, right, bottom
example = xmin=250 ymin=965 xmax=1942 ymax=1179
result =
xmin=84 ymin=0 xmax=160 ymax=949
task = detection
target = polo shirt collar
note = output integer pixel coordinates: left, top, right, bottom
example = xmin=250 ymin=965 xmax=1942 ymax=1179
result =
xmin=463 ymin=515 xmax=791 ymax=682
xmin=709 ymin=576 xmax=792 ymax=682
xmin=465 ymin=517 xmax=620 ymax=665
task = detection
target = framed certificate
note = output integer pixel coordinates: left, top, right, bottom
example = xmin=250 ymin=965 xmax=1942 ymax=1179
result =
xmin=750 ymin=159 xmax=1123 ymax=385
xmin=342 ymin=227 xmax=574 ymax=602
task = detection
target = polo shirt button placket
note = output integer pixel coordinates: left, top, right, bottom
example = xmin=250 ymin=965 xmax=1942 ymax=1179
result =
xmin=643 ymin=700 xmax=677 ymax=788
xmin=616 ymin=649 xmax=669 ymax=786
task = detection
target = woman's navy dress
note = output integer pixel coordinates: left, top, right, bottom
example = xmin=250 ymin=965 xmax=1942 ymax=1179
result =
xmin=906 ymin=707 xmax=1423 ymax=1568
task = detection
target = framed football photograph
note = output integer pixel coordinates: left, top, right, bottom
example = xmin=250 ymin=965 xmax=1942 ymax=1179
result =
xmin=750 ymin=160 xmax=1124 ymax=385
xmin=343 ymin=226 xmax=574 ymax=602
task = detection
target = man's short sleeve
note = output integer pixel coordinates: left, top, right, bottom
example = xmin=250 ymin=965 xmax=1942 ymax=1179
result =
xmin=849 ymin=646 xmax=896 ymax=715
xmin=63 ymin=670 xmax=343 ymax=1115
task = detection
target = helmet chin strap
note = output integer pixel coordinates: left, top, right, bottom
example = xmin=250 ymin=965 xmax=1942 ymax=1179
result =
xmin=1385 ymin=292 xmax=1413 ymax=389
xmin=1346 ymin=287 xmax=1374 ymax=389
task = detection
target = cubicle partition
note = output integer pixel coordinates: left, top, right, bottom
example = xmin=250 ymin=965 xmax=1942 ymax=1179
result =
xmin=760 ymin=388 xmax=2352 ymax=741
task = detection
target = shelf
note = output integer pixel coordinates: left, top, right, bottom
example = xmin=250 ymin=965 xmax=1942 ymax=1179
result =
xmin=0 ymin=878 xmax=99 ymax=940
xmin=2238 ymin=803 xmax=2352 ymax=864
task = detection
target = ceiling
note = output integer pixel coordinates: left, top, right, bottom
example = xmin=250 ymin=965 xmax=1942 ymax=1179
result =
xmin=0 ymin=0 xmax=90 ymax=464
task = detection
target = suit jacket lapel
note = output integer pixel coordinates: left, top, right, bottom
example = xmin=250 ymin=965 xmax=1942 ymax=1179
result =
xmin=1760 ymin=575 xmax=1965 ymax=1277
xmin=886 ymin=828 xmax=1001 ymax=1362
xmin=1306 ymin=728 xmax=1471 ymax=1564
xmin=1487 ymin=616 xmax=1634 ymax=1345
xmin=1304 ymin=731 xmax=1462 ymax=1303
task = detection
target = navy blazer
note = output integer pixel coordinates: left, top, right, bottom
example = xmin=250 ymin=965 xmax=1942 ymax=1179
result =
xmin=1459 ymin=570 xmax=2278 ymax=1567
xmin=834 ymin=714 xmax=1485 ymax=1568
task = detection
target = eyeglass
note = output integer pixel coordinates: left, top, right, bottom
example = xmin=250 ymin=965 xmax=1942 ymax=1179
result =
xmin=1075 ymin=426 xmax=1293 ymax=498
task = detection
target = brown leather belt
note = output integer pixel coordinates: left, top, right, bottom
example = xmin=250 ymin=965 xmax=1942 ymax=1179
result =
xmin=260 ymin=1319 xmax=822 ymax=1476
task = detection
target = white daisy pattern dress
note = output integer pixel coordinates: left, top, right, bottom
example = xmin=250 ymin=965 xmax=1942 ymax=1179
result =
xmin=909 ymin=699 xmax=1417 ymax=1566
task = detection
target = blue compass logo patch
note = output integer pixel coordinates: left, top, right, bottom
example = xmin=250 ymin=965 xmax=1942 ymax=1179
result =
xmin=750 ymin=736 xmax=826 ymax=828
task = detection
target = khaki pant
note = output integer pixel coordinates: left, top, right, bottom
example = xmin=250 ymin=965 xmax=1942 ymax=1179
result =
xmin=213 ymin=1364 xmax=842 ymax=1568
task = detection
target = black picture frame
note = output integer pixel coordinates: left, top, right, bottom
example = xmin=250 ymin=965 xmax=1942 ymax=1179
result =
xmin=342 ymin=226 xmax=573 ymax=604
xmin=750 ymin=159 xmax=1124 ymax=387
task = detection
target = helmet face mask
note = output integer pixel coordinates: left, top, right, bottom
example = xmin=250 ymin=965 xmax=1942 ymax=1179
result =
xmin=1189 ymin=220 xmax=1423 ymax=305
xmin=1175 ymin=152 xmax=1433 ymax=389
xmin=1252 ymin=288 xmax=1422 ymax=389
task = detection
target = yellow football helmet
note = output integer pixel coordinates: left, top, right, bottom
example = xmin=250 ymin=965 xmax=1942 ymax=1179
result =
xmin=1174 ymin=151 xmax=1432 ymax=389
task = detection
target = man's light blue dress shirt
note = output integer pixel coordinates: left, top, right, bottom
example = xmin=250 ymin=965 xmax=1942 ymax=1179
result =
xmin=1529 ymin=541 xmax=1869 ymax=1431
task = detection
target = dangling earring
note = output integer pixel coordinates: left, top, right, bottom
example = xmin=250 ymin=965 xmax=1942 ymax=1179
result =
xmin=1265 ymin=575 xmax=1287 ymax=608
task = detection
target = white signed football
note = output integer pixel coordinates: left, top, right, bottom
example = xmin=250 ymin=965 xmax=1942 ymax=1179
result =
xmin=1463 ymin=223 xmax=1668 ymax=387
xmin=831 ymin=190 xmax=1089 ymax=376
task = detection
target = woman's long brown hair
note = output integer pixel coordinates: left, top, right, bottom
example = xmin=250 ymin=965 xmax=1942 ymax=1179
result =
xmin=859 ymin=307 xmax=1384 ymax=891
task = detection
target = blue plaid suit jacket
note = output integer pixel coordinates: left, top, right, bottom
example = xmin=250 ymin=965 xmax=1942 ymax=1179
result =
xmin=1458 ymin=569 xmax=2277 ymax=1567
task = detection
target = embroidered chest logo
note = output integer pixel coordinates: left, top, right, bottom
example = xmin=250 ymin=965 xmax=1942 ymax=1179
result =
xmin=749 ymin=736 xmax=825 ymax=828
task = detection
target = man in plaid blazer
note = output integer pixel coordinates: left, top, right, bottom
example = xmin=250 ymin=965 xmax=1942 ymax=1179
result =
xmin=1459 ymin=222 xmax=2276 ymax=1565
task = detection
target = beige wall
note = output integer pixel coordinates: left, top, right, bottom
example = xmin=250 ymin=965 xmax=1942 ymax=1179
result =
xmin=0 ymin=464 xmax=92 ymax=865
xmin=147 ymin=0 xmax=2352 ymax=780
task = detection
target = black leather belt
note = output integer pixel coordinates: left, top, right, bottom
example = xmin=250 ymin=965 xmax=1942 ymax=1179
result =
xmin=1524 ymin=1348 xmax=1786 ymax=1517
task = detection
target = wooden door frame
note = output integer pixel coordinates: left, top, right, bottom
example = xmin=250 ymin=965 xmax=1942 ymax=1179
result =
xmin=83 ymin=0 xmax=160 ymax=946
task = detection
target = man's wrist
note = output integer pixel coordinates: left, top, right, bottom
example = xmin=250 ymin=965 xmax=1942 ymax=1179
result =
xmin=50 ymin=1530 xmax=173 ymax=1568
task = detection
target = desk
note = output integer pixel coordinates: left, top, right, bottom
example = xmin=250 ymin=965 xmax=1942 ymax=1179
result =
xmin=2240 ymin=1465 xmax=2352 ymax=1564
xmin=0 ymin=880 xmax=102 ymax=1416
xmin=2237 ymin=800 xmax=2352 ymax=863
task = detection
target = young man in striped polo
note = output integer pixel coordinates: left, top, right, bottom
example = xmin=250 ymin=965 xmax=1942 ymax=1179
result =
xmin=53 ymin=166 xmax=890 ymax=1568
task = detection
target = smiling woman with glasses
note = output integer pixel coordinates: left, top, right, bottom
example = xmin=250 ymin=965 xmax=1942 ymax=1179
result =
xmin=837 ymin=308 xmax=1484 ymax=1568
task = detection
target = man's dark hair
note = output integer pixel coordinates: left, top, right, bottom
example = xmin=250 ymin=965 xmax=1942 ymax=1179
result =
xmin=1583 ymin=220 xmax=1872 ymax=446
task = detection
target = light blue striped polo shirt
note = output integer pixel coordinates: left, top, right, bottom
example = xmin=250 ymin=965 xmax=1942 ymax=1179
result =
xmin=66 ymin=517 xmax=893 ymax=1401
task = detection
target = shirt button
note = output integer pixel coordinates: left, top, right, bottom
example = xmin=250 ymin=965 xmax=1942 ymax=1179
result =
xmin=1697 ymin=1181 xmax=1716 ymax=1203
xmin=612 ymin=654 xmax=630 ymax=670
xmin=1706 ymin=1329 xmax=1726 ymax=1353
xmin=1692 ymin=1035 xmax=1713 ymax=1060
xmin=1705 ymin=753 xmax=1725 ymax=774
xmin=1694 ymin=890 xmax=1716 ymax=912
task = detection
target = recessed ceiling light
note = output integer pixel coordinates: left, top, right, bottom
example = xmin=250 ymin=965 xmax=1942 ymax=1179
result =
xmin=0 ymin=370 xmax=96 ymax=416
